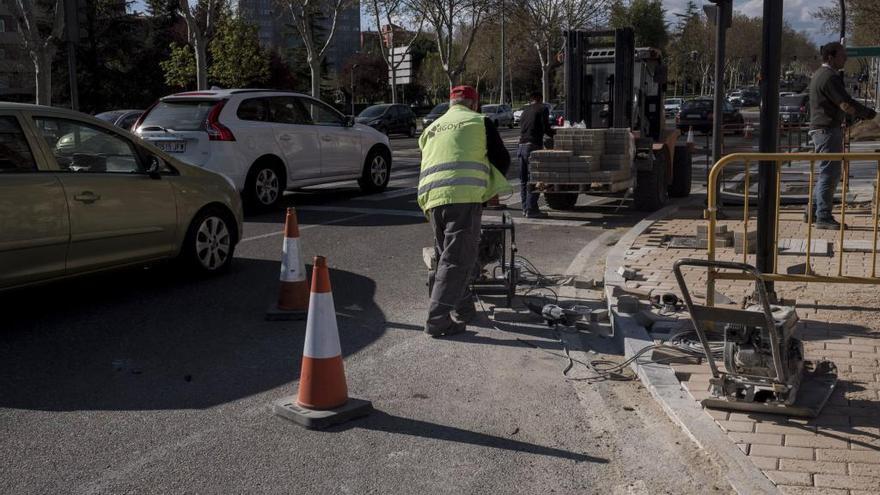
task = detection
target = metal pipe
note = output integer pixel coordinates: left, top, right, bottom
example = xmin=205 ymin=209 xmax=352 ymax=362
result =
xmin=838 ymin=159 xmax=849 ymax=276
xmin=806 ymin=161 xmax=815 ymax=275
xmin=873 ymin=162 xmax=880 ymax=277
xmin=743 ymin=160 xmax=750 ymax=263
xmin=774 ymin=166 xmax=782 ymax=272
xmin=757 ymin=0 xmax=784 ymax=296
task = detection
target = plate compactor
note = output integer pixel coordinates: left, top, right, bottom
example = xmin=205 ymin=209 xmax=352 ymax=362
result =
xmin=672 ymin=259 xmax=838 ymax=418
xmin=424 ymin=212 xmax=520 ymax=307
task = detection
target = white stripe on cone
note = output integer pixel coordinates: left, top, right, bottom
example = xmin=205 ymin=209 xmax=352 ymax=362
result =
xmin=303 ymin=292 xmax=341 ymax=359
xmin=280 ymin=237 xmax=306 ymax=282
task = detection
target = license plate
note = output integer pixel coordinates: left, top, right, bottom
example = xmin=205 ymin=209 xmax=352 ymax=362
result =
xmin=686 ymin=114 xmax=701 ymax=119
xmin=153 ymin=140 xmax=186 ymax=153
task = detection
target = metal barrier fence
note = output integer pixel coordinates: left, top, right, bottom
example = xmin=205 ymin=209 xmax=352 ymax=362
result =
xmin=705 ymin=152 xmax=880 ymax=306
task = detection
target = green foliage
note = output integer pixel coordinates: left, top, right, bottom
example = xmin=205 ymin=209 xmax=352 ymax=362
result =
xmin=209 ymin=15 xmax=270 ymax=88
xmin=609 ymin=0 xmax=668 ymax=50
xmin=160 ymin=43 xmax=197 ymax=89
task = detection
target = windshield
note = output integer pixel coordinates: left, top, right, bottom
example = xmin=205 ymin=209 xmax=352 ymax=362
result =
xmin=429 ymin=103 xmax=449 ymax=115
xmin=481 ymin=105 xmax=498 ymax=114
xmin=682 ymin=100 xmax=712 ymax=112
xmin=665 ymin=99 xmax=681 ymax=105
xmin=95 ymin=111 xmax=125 ymax=122
xmin=140 ymin=100 xmax=217 ymax=131
xmin=358 ymin=106 xmax=388 ymax=118
xmin=780 ymin=96 xmax=807 ymax=106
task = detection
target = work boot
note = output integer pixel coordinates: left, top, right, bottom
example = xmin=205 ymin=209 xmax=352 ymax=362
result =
xmin=525 ymin=210 xmax=548 ymax=219
xmin=815 ymin=217 xmax=847 ymax=230
xmin=424 ymin=320 xmax=466 ymax=338
xmin=452 ymin=307 xmax=477 ymax=324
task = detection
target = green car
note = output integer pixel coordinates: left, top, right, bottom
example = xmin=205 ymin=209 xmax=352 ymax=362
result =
xmin=0 ymin=103 xmax=244 ymax=291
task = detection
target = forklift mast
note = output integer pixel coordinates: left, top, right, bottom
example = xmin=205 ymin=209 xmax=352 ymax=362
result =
xmin=564 ymin=28 xmax=666 ymax=141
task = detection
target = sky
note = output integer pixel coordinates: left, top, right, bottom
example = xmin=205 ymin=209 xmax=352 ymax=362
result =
xmin=130 ymin=0 xmax=839 ymax=45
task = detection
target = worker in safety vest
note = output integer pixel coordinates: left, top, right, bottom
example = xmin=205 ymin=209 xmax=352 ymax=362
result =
xmin=418 ymin=85 xmax=511 ymax=337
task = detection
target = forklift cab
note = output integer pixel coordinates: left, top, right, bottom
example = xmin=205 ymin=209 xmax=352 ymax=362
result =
xmin=564 ymin=28 xmax=666 ymax=141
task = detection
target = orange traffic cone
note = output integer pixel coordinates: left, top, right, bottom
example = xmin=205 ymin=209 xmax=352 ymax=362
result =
xmin=273 ymin=256 xmax=373 ymax=429
xmin=266 ymin=208 xmax=310 ymax=320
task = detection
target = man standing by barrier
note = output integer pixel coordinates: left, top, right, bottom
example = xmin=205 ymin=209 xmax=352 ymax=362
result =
xmin=518 ymin=91 xmax=555 ymax=218
xmin=418 ymin=86 xmax=511 ymax=337
xmin=808 ymin=42 xmax=876 ymax=229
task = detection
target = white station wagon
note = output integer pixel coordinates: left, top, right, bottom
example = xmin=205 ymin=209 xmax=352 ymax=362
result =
xmin=135 ymin=89 xmax=393 ymax=209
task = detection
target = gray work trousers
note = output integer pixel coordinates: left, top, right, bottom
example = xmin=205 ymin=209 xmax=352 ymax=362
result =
xmin=426 ymin=203 xmax=482 ymax=333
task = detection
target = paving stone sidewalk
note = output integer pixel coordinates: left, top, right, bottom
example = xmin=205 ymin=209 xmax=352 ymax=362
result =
xmin=620 ymin=204 xmax=880 ymax=495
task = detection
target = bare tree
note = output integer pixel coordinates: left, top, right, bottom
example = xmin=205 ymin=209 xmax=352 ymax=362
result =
xmin=411 ymin=0 xmax=492 ymax=90
xmin=514 ymin=0 xmax=607 ymax=101
xmin=367 ymin=0 xmax=422 ymax=103
xmin=10 ymin=0 xmax=65 ymax=105
xmin=177 ymin=0 xmax=224 ymax=90
xmin=284 ymin=0 xmax=355 ymax=98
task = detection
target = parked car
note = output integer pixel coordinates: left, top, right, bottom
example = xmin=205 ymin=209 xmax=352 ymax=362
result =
xmin=135 ymin=89 xmax=392 ymax=209
xmin=779 ymin=93 xmax=810 ymax=124
xmin=95 ymin=109 xmax=144 ymax=130
xmin=0 ymin=103 xmax=244 ymax=291
xmin=664 ymin=98 xmax=683 ymax=118
xmin=480 ymin=104 xmax=514 ymax=128
xmin=355 ymin=103 xmax=417 ymax=137
xmin=421 ymin=102 xmax=449 ymax=128
xmin=513 ymin=103 xmax=553 ymax=126
xmin=549 ymin=107 xmax=566 ymax=127
xmin=676 ymin=97 xmax=745 ymax=134
xmin=739 ymin=89 xmax=760 ymax=107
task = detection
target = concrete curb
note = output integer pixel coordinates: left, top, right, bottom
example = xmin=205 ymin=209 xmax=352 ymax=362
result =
xmin=603 ymin=200 xmax=780 ymax=495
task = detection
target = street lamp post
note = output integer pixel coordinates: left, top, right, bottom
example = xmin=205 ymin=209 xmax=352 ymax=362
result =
xmin=351 ymin=64 xmax=359 ymax=116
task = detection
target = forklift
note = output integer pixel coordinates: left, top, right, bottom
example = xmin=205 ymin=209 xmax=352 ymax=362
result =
xmin=538 ymin=28 xmax=692 ymax=211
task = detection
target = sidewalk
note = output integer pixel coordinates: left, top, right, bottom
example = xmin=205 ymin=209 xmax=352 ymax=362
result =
xmin=606 ymin=202 xmax=880 ymax=495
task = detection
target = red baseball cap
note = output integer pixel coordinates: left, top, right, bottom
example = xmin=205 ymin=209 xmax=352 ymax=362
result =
xmin=450 ymin=85 xmax=479 ymax=101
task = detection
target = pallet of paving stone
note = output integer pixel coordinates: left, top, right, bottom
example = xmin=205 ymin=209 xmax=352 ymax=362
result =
xmin=586 ymin=169 xmax=631 ymax=183
xmin=530 ymin=150 xmax=573 ymax=161
xmin=570 ymin=155 xmax=599 ymax=172
xmin=604 ymin=129 xmax=633 ymax=154
xmin=600 ymin=154 xmax=631 ymax=171
xmin=532 ymin=162 xmax=572 ymax=172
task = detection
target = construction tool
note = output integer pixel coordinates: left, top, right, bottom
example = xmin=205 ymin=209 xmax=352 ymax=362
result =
xmin=425 ymin=212 xmax=520 ymax=307
xmin=672 ymin=258 xmax=838 ymax=418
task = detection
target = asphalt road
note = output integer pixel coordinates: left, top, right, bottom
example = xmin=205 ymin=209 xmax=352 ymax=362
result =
xmin=0 ymin=129 xmax=732 ymax=493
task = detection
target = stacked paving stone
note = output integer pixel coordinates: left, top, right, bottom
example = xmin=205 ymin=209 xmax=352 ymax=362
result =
xmin=530 ymin=128 xmax=633 ymax=184
xmin=696 ymin=223 xmax=733 ymax=248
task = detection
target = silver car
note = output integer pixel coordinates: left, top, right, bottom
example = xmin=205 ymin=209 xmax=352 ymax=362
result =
xmin=0 ymin=103 xmax=244 ymax=291
xmin=481 ymin=104 xmax=514 ymax=128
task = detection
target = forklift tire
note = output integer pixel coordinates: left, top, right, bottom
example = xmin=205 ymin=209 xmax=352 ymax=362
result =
xmin=633 ymin=151 xmax=668 ymax=211
xmin=669 ymin=145 xmax=693 ymax=198
xmin=545 ymin=192 xmax=579 ymax=210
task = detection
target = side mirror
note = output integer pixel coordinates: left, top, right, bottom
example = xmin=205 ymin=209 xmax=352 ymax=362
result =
xmin=345 ymin=115 xmax=355 ymax=127
xmin=146 ymin=156 xmax=162 ymax=179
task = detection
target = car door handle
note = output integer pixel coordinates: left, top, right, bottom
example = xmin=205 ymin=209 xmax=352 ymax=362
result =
xmin=321 ymin=136 xmax=333 ymax=142
xmin=73 ymin=191 xmax=101 ymax=203
xmin=279 ymin=135 xmax=292 ymax=141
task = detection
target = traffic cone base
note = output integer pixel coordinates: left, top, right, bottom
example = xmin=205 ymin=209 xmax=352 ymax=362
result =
xmin=273 ymin=255 xmax=372 ymax=430
xmin=273 ymin=396 xmax=373 ymax=430
xmin=266 ymin=208 xmax=309 ymax=321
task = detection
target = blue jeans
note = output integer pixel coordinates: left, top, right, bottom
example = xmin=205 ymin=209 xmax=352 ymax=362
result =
xmin=518 ymin=143 xmax=540 ymax=213
xmin=810 ymin=127 xmax=843 ymax=221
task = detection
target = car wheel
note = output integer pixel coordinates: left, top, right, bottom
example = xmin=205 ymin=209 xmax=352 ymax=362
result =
xmin=669 ymin=145 xmax=692 ymax=198
xmin=508 ymin=119 xmax=514 ymax=129
xmin=182 ymin=207 xmax=236 ymax=275
xmin=633 ymin=150 xmax=669 ymax=212
xmin=244 ymin=162 xmax=284 ymax=210
xmin=358 ymin=147 xmax=391 ymax=193
xmin=408 ymin=125 xmax=416 ymax=138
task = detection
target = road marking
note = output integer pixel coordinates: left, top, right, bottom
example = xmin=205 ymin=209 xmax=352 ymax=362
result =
xmin=240 ymin=213 xmax=371 ymax=243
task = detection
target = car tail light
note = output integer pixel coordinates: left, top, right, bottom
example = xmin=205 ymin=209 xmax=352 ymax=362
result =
xmin=205 ymin=100 xmax=235 ymax=141
xmin=133 ymin=100 xmax=158 ymax=133
xmin=800 ymin=105 xmax=806 ymax=113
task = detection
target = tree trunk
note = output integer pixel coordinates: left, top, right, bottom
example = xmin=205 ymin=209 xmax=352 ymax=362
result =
xmin=34 ymin=50 xmax=54 ymax=106
xmin=195 ymin=43 xmax=208 ymax=90
xmin=310 ymin=59 xmax=321 ymax=98
xmin=541 ymin=63 xmax=550 ymax=103
xmin=390 ymin=66 xmax=397 ymax=103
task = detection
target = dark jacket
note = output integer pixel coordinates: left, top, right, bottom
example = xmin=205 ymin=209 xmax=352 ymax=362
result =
xmin=519 ymin=102 xmax=554 ymax=146
xmin=810 ymin=65 xmax=876 ymax=130
xmin=484 ymin=117 xmax=511 ymax=175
